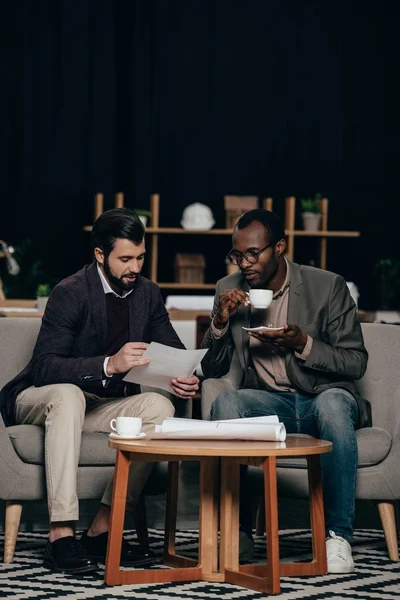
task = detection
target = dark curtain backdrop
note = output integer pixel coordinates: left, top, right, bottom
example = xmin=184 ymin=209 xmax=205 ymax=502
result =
xmin=1 ymin=0 xmax=398 ymax=307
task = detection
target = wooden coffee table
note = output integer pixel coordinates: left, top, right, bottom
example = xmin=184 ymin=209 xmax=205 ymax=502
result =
xmin=219 ymin=436 xmax=332 ymax=595
xmin=106 ymin=436 xmax=331 ymax=594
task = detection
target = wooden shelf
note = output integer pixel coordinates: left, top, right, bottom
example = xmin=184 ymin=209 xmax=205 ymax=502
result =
xmin=158 ymin=283 xmax=216 ymax=289
xmin=286 ymin=230 xmax=360 ymax=238
xmin=84 ymin=225 xmax=360 ymax=238
xmin=146 ymin=227 xmax=232 ymax=234
xmin=168 ymin=308 xmax=211 ymax=320
xmin=0 ymin=299 xmax=37 ymax=308
xmin=83 ymin=225 xmax=232 ymax=234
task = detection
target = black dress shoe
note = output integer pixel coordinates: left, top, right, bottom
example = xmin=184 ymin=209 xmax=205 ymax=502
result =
xmin=80 ymin=530 xmax=155 ymax=567
xmin=43 ymin=536 xmax=98 ymax=573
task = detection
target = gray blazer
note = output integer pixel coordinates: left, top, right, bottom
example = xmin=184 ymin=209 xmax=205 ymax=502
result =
xmin=0 ymin=262 xmax=184 ymax=425
xmin=201 ymin=260 xmax=370 ymax=428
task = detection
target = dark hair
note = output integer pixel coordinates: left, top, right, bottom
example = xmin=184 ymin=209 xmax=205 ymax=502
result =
xmin=91 ymin=208 xmax=145 ymax=256
xmin=235 ymin=209 xmax=285 ymax=244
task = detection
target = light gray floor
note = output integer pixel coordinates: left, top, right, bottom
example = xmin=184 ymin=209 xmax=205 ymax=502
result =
xmin=0 ymin=461 xmax=383 ymax=534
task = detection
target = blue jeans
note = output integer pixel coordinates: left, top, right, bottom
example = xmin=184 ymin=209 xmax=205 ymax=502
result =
xmin=211 ymin=388 xmax=359 ymax=541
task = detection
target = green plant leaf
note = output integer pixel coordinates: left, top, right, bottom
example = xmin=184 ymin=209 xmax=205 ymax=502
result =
xmin=37 ymin=283 xmax=52 ymax=297
xmin=134 ymin=208 xmax=152 ymax=217
xmin=300 ymin=193 xmax=323 ymax=214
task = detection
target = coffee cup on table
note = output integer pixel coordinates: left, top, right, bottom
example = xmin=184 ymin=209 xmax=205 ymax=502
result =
xmin=110 ymin=416 xmax=142 ymax=437
xmin=248 ymin=289 xmax=273 ymax=309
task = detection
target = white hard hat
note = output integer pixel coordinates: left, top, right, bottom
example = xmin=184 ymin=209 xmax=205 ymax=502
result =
xmin=180 ymin=203 xmax=215 ymax=230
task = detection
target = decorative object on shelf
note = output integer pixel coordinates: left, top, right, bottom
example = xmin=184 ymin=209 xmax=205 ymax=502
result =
xmin=0 ymin=240 xmax=20 ymax=300
xmin=346 ymin=282 xmax=360 ymax=309
xmin=174 ymin=254 xmax=206 ymax=284
xmin=373 ymin=258 xmax=400 ymax=310
xmin=300 ymin=193 xmax=323 ymax=230
xmin=36 ymin=283 xmax=52 ymax=312
xmin=0 ymin=239 xmax=50 ymax=299
xmin=224 ymin=196 xmax=258 ymax=229
xmin=134 ymin=208 xmax=152 ymax=227
xmin=180 ymin=203 xmax=215 ymax=230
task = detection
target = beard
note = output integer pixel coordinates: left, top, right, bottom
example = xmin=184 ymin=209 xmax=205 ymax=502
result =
xmin=244 ymin=258 xmax=280 ymax=289
xmin=103 ymin=257 xmax=139 ymax=292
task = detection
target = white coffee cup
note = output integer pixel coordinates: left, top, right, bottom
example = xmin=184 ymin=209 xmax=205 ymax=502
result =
xmin=110 ymin=416 xmax=142 ymax=437
xmin=248 ymin=289 xmax=273 ymax=309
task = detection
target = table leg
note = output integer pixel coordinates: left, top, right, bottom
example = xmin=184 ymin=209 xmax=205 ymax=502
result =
xmin=164 ymin=461 xmax=179 ymax=560
xmin=307 ymin=454 xmax=327 ymax=574
xmin=105 ymin=449 xmax=130 ymax=585
xmin=199 ymin=457 xmax=220 ymax=579
xmin=263 ymin=456 xmax=280 ymax=594
xmin=212 ymin=462 xmax=219 ymax=574
xmin=220 ymin=458 xmax=240 ymax=572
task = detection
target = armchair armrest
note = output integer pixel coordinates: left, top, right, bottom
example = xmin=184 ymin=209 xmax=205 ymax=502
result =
xmin=0 ymin=415 xmax=29 ymax=499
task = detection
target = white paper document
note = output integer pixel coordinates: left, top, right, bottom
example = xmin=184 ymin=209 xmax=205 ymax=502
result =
xmin=151 ymin=415 xmax=286 ymax=442
xmin=123 ymin=342 xmax=208 ymax=392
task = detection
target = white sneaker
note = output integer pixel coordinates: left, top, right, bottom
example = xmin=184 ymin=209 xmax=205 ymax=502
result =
xmin=326 ymin=530 xmax=354 ymax=574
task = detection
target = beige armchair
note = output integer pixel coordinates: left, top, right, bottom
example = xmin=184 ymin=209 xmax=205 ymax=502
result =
xmin=0 ymin=317 xmax=191 ymax=563
xmin=201 ymin=323 xmax=400 ymax=561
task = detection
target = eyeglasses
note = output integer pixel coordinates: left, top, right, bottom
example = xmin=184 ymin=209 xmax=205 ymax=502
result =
xmin=226 ymin=242 xmax=273 ymax=266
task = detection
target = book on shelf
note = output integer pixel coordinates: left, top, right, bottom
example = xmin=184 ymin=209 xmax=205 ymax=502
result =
xmin=151 ymin=415 xmax=286 ymax=442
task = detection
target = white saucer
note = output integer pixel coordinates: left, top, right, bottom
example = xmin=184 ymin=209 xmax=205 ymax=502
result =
xmin=109 ymin=432 xmax=146 ymax=440
xmin=242 ymin=326 xmax=284 ymax=332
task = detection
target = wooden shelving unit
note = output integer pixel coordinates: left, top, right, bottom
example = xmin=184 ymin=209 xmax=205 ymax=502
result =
xmin=283 ymin=196 xmax=360 ymax=270
xmin=83 ymin=193 xmax=359 ymax=287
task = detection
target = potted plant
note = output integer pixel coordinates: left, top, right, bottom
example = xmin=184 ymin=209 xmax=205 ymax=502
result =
xmin=36 ymin=283 xmax=52 ymax=312
xmin=134 ymin=209 xmax=152 ymax=227
xmin=300 ymin=193 xmax=322 ymax=231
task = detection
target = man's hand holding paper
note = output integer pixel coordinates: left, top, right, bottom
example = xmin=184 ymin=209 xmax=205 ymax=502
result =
xmin=170 ymin=375 xmax=199 ymax=398
xmin=107 ymin=342 xmax=151 ymax=374
xmin=123 ymin=342 xmax=207 ymax=397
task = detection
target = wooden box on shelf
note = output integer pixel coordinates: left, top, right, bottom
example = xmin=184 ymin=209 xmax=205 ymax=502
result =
xmin=225 ymin=261 xmax=240 ymax=277
xmin=174 ymin=254 xmax=206 ymax=284
xmin=224 ymin=196 xmax=258 ymax=229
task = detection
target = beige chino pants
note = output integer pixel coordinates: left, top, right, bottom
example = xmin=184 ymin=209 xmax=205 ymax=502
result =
xmin=15 ymin=383 xmax=175 ymax=523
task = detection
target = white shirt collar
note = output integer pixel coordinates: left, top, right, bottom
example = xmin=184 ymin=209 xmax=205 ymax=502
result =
xmin=96 ymin=263 xmax=134 ymax=298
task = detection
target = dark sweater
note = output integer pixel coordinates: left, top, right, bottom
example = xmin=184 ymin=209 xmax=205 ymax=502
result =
xmin=105 ymin=294 xmax=130 ymax=356
xmin=100 ymin=293 xmax=139 ymax=398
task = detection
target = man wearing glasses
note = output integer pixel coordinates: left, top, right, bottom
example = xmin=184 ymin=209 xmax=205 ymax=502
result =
xmin=201 ymin=209 xmax=369 ymax=574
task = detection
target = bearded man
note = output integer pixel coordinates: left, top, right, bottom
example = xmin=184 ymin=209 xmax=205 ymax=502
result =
xmin=0 ymin=208 xmax=198 ymax=573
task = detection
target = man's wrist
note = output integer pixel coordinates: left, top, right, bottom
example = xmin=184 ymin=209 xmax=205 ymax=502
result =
xmin=213 ymin=315 xmax=228 ymax=330
xmin=294 ymin=333 xmax=308 ymax=354
xmin=106 ymin=355 xmax=116 ymax=375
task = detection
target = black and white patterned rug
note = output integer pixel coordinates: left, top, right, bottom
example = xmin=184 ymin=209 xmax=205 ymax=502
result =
xmin=0 ymin=529 xmax=399 ymax=599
